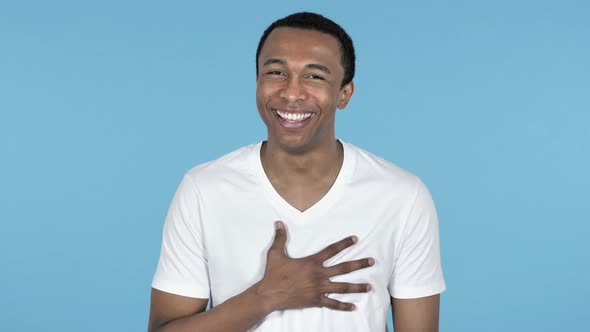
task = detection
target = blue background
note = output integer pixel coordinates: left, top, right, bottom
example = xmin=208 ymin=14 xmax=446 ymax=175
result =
xmin=1 ymin=1 xmax=588 ymax=331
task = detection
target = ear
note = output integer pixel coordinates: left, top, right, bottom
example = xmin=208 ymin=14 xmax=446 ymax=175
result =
xmin=337 ymin=81 xmax=354 ymax=109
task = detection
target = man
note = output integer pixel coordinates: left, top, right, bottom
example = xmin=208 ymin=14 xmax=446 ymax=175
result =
xmin=148 ymin=12 xmax=445 ymax=332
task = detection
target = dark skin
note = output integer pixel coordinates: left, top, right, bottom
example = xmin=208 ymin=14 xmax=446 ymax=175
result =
xmin=255 ymin=26 xmax=354 ymax=212
xmin=149 ymin=27 xmax=440 ymax=331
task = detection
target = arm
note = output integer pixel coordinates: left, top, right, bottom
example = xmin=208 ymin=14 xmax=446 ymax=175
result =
xmin=388 ymin=180 xmax=445 ymax=331
xmin=148 ymin=288 xmax=267 ymax=332
xmin=391 ymin=295 xmax=440 ymax=332
xmin=148 ymin=221 xmax=374 ymax=332
xmin=148 ymin=291 xmax=207 ymax=332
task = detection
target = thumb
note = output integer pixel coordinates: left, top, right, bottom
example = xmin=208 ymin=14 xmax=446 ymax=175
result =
xmin=269 ymin=221 xmax=288 ymax=255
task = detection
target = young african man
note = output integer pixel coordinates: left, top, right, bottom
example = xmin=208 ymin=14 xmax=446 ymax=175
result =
xmin=149 ymin=12 xmax=445 ymax=332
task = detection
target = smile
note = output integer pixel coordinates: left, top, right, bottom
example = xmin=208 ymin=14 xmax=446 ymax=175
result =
xmin=273 ymin=109 xmax=314 ymax=122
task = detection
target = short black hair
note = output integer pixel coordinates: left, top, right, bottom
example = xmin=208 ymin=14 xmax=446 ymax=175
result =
xmin=256 ymin=12 xmax=355 ymax=88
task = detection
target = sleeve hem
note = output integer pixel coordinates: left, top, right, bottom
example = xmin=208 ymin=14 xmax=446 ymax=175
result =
xmin=152 ymin=278 xmax=210 ymax=299
xmin=391 ymin=282 xmax=446 ymax=299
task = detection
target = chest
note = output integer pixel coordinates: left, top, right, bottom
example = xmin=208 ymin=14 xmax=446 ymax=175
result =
xmin=272 ymin=184 xmax=331 ymax=212
xmin=198 ymin=188 xmax=411 ymax=306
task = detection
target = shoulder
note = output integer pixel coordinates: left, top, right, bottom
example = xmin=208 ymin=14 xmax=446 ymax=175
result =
xmin=344 ymin=142 xmax=426 ymax=198
xmin=183 ymin=143 xmax=260 ymax=189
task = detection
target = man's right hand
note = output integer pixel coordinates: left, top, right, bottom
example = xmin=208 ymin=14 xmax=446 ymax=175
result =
xmin=253 ymin=220 xmax=374 ymax=314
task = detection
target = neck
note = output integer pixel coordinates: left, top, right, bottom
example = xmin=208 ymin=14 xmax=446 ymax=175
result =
xmin=260 ymin=139 xmax=344 ymax=187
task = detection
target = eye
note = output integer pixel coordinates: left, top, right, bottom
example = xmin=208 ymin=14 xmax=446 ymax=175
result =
xmin=266 ymin=70 xmax=284 ymax=76
xmin=307 ymin=74 xmax=325 ymax=80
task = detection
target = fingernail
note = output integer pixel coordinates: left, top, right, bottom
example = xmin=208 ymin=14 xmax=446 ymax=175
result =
xmin=366 ymin=284 xmax=372 ymax=292
xmin=351 ymin=236 xmax=358 ymax=243
xmin=368 ymin=258 xmax=375 ymax=266
xmin=350 ymin=304 xmax=356 ymax=311
xmin=275 ymin=221 xmax=282 ymax=230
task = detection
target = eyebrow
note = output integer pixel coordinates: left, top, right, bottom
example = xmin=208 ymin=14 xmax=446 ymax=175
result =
xmin=306 ymin=63 xmax=331 ymax=74
xmin=262 ymin=58 xmax=332 ymax=74
xmin=262 ymin=58 xmax=287 ymax=67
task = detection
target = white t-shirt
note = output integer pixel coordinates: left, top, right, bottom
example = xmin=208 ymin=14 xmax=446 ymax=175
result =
xmin=152 ymin=141 xmax=445 ymax=331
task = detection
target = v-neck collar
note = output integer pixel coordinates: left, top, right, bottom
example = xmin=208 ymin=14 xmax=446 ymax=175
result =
xmin=251 ymin=140 xmax=355 ymax=223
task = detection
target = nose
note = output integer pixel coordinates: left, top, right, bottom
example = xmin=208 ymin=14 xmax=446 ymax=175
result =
xmin=279 ymin=77 xmax=307 ymax=103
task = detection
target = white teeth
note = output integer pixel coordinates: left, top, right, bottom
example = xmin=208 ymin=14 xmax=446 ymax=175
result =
xmin=274 ymin=109 xmax=313 ymax=121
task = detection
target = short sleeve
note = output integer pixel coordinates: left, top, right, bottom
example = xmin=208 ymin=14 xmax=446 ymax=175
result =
xmin=152 ymin=175 xmax=211 ymax=298
xmin=388 ymin=179 xmax=446 ymax=299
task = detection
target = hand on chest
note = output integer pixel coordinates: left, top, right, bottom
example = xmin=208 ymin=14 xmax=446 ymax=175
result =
xmin=203 ymin=199 xmax=405 ymax=305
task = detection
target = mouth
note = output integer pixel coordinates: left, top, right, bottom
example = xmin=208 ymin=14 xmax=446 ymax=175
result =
xmin=272 ymin=109 xmax=315 ymax=128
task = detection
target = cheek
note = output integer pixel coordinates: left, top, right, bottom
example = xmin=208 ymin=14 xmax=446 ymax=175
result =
xmin=255 ymin=87 xmax=268 ymax=107
xmin=256 ymin=87 xmax=273 ymax=122
xmin=256 ymin=83 xmax=275 ymax=102
xmin=314 ymin=84 xmax=339 ymax=100
xmin=315 ymin=90 xmax=340 ymax=110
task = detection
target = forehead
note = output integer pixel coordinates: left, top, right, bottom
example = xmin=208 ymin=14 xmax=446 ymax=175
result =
xmin=259 ymin=27 xmax=342 ymax=67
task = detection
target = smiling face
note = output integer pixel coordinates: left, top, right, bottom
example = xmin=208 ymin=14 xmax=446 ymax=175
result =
xmin=256 ymin=27 xmax=354 ymax=154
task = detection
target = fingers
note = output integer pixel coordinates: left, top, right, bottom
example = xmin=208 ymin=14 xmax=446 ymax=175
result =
xmin=324 ymin=282 xmax=372 ymax=294
xmin=268 ymin=221 xmax=287 ymax=255
xmin=324 ymin=257 xmax=375 ymax=277
xmin=313 ymin=236 xmax=358 ymax=262
xmin=319 ymin=295 xmax=357 ymax=311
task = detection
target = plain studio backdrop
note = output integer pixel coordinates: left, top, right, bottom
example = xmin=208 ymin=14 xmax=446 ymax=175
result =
xmin=1 ymin=1 xmax=588 ymax=331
